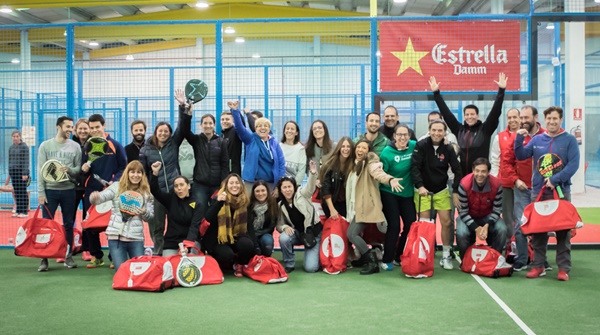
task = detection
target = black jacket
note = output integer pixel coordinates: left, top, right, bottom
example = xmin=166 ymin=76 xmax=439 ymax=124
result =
xmin=184 ymin=129 xmax=229 ymax=187
xmin=150 ymin=174 xmax=201 ymax=249
xmin=221 ymin=127 xmax=243 ymax=176
xmin=434 ymin=87 xmax=505 ymax=175
xmin=411 ymin=137 xmax=462 ymax=194
xmin=125 ymin=142 xmax=143 ymax=162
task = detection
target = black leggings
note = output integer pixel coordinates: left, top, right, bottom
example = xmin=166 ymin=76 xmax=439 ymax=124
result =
xmin=208 ymin=237 xmax=255 ymax=270
xmin=380 ymin=191 xmax=417 ymax=263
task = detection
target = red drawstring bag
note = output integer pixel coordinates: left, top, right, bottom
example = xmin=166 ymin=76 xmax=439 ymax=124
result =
xmin=82 ymin=202 xmax=112 ymax=232
xmin=461 ymin=244 xmax=513 ymax=278
xmin=166 ymin=247 xmax=224 ymax=287
xmin=72 ymin=228 xmax=83 ymax=255
xmin=242 ymin=256 xmax=288 ymax=284
xmin=113 ymin=256 xmax=175 ymax=292
xmin=319 ymin=216 xmax=349 ymax=275
xmin=14 ymin=206 xmax=68 ymax=259
xmin=401 ymin=195 xmax=436 ymax=279
xmin=521 ymin=189 xmax=583 ymax=235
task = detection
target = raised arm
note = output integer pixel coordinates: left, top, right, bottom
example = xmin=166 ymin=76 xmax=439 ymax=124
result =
xmin=429 ymin=76 xmax=461 ymax=136
xmin=482 ymin=73 xmax=507 ymax=135
xmin=229 ymin=101 xmax=253 ymax=144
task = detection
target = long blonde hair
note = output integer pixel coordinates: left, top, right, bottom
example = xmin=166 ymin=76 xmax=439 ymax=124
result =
xmin=217 ymin=173 xmax=249 ymax=208
xmin=118 ymin=161 xmax=151 ymax=197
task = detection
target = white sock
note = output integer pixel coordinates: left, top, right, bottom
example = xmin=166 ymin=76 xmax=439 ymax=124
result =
xmin=442 ymin=246 xmax=451 ymax=257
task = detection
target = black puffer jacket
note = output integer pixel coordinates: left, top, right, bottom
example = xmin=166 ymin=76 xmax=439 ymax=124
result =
xmin=140 ymin=109 xmax=189 ymax=193
xmin=184 ymin=129 xmax=229 ymax=187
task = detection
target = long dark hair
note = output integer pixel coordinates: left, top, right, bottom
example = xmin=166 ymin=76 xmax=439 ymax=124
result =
xmin=305 ymin=119 xmax=333 ymax=158
xmin=354 ymin=139 xmax=373 ymax=175
xmin=275 ymin=176 xmax=298 ymax=203
xmin=319 ymin=136 xmax=355 ymax=182
xmin=149 ymin=122 xmax=172 ymax=148
xmin=249 ymin=180 xmax=279 ymax=219
xmin=280 ymin=121 xmax=301 ymax=144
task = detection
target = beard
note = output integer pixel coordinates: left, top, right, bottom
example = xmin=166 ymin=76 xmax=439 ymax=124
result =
xmin=134 ymin=134 xmax=145 ymax=142
xmin=521 ymin=121 xmax=535 ymax=131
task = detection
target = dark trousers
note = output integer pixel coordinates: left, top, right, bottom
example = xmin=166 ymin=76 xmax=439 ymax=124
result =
xmin=73 ymin=189 xmax=89 ymax=252
xmin=42 ymin=189 xmax=76 ymax=249
xmin=380 ymin=191 xmax=417 ymax=263
xmin=192 ymin=182 xmax=218 ymax=219
xmin=10 ymin=172 xmax=29 ymax=215
xmin=209 ymin=237 xmax=256 ymax=270
xmin=84 ymin=188 xmax=104 ymax=259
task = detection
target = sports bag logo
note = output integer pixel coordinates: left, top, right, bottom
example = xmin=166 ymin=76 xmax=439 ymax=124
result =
xmin=533 ymin=200 xmax=559 ymax=215
xmin=321 ymin=234 xmax=345 ymax=258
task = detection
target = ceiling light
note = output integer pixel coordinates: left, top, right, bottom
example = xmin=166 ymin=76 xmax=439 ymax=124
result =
xmin=11 ymin=58 xmax=20 ymax=64
xmin=0 ymin=6 xmax=13 ymax=13
xmin=195 ymin=2 xmax=209 ymax=8
xmin=89 ymin=41 xmax=99 ymax=46
xmin=596 ymin=0 xmax=600 ymax=3
xmin=63 ymin=30 xmax=67 ymax=36
xmin=393 ymin=0 xmax=407 ymax=3
xmin=252 ymin=53 xmax=260 ymax=58
xmin=546 ymin=23 xmax=554 ymax=30
xmin=376 ymin=50 xmax=382 ymax=57
xmin=235 ymin=37 xmax=245 ymax=43
xmin=126 ymin=54 xmax=134 ymax=61
xmin=224 ymin=26 xmax=235 ymax=34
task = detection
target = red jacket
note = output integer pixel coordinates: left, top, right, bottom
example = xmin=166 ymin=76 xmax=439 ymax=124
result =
xmin=460 ymin=173 xmax=502 ymax=218
xmin=497 ymin=127 xmax=518 ymax=188
xmin=515 ymin=124 xmax=546 ymax=189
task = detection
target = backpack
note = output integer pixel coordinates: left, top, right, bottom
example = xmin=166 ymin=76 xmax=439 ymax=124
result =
xmin=461 ymin=245 xmax=513 ymax=278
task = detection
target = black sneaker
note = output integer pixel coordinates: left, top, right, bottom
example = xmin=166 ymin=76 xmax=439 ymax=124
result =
xmin=64 ymin=254 xmax=77 ymax=269
xmin=284 ymin=267 xmax=295 ymax=274
xmin=513 ymin=263 xmax=528 ymax=272
xmin=544 ymin=262 xmax=553 ymax=271
xmin=38 ymin=258 xmax=49 ymax=272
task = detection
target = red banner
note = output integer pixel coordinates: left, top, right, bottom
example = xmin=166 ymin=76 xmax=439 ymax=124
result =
xmin=379 ymin=21 xmax=521 ymax=92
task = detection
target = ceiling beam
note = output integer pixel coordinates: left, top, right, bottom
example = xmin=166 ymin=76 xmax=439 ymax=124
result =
xmin=2 ymin=0 xmax=329 ymax=9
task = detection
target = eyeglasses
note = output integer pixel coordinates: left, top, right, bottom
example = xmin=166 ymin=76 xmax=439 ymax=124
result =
xmin=312 ymin=126 xmax=324 ymax=131
xmin=395 ymin=133 xmax=409 ymax=137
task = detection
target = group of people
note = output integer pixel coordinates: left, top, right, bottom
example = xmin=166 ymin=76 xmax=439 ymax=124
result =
xmin=22 ymin=72 xmax=580 ymax=282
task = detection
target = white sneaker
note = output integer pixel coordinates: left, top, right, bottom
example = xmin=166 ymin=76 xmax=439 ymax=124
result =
xmin=440 ymin=255 xmax=453 ymax=270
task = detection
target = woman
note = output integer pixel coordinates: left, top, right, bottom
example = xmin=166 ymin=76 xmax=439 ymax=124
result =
xmin=379 ymin=124 xmax=417 ymax=271
xmin=72 ymin=118 xmax=92 ymax=261
xmin=202 ymin=173 xmax=255 ymax=277
xmin=149 ymin=161 xmax=202 ymax=257
xmin=248 ymin=180 xmax=278 ymax=257
xmin=89 ymin=161 xmax=154 ymax=271
xmin=228 ymin=100 xmax=285 ymax=193
xmin=346 ymin=139 xmax=402 ymax=275
xmin=280 ymin=121 xmax=307 ymax=185
xmin=319 ymin=137 xmax=355 ymax=219
xmin=276 ymin=160 xmax=320 ymax=273
xmin=305 ymin=120 xmax=334 ymax=178
xmin=140 ymin=91 xmax=189 ymax=255
xmin=8 ymin=130 xmax=29 ymax=218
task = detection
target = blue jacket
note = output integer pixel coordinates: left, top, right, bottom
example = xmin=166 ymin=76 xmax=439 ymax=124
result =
xmin=231 ymin=108 xmax=285 ymax=184
xmin=514 ymin=130 xmax=580 ymax=194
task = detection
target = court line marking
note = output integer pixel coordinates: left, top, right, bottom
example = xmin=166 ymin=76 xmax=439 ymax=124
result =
xmin=471 ymin=274 xmax=536 ymax=335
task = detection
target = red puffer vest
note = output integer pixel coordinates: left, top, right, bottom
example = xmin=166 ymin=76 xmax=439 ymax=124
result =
xmin=460 ymin=173 xmax=501 ymax=218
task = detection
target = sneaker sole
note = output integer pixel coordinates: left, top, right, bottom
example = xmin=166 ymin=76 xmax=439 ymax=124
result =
xmin=527 ymin=271 xmax=546 ymax=278
xmin=38 ymin=268 xmax=48 ymax=272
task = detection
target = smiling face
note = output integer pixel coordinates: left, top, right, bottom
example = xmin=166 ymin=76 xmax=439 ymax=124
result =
xmin=311 ymin=121 xmax=325 ymax=141
xmin=355 ymin=141 xmax=369 ymax=161
xmin=280 ymin=180 xmax=295 ymax=201
xmin=544 ymin=111 xmax=562 ymax=135
xmin=464 ymin=108 xmax=479 ymax=126
xmin=131 ymin=123 xmax=146 ymax=143
xmin=394 ymin=126 xmax=410 ymax=148
xmin=201 ymin=116 xmax=215 ymax=137
xmin=340 ymin=139 xmax=352 ymax=159
xmin=253 ymin=185 xmax=269 ymax=203
xmin=429 ymin=123 xmax=446 ymax=144
xmin=226 ymin=176 xmax=242 ymax=196
xmin=284 ymin=122 xmax=299 ymax=143
xmin=88 ymin=121 xmax=105 ymax=138
xmin=128 ymin=168 xmax=143 ymax=185
xmin=58 ymin=120 xmax=74 ymax=140
xmin=473 ymin=163 xmax=490 ymax=186
xmin=156 ymin=124 xmax=171 ymax=146
xmin=520 ymin=107 xmax=537 ymax=132
xmin=255 ymin=119 xmax=271 ymax=140
xmin=173 ymin=177 xmax=191 ymax=199
xmin=383 ymin=107 xmax=398 ymax=128
xmin=221 ymin=114 xmax=233 ymax=130
xmin=506 ymin=109 xmax=520 ymax=132
xmin=366 ymin=114 xmax=381 ymax=134
xmin=75 ymin=122 xmax=90 ymax=142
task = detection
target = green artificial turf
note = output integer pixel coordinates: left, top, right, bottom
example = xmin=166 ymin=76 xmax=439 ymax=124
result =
xmin=578 ymin=208 xmax=600 ymax=224
xmin=2 ymin=249 xmax=600 ymax=335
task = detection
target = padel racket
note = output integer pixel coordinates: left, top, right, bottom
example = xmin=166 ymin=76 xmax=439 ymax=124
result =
xmin=537 ymin=153 xmax=565 ymax=197
xmin=184 ymin=79 xmax=208 ymax=104
xmin=84 ymin=136 xmax=109 ymax=163
xmin=40 ymin=159 xmax=76 ymax=184
xmin=119 ymin=190 xmax=144 ymax=222
xmin=93 ymin=174 xmax=110 ymax=188
xmin=176 ymin=242 xmax=201 ymax=287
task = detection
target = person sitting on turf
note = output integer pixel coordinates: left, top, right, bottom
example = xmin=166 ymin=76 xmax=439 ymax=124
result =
xmin=89 ymin=160 xmax=154 ymax=271
xmin=202 ymin=173 xmax=255 ymax=277
xmin=455 ymin=158 xmax=506 ymax=261
xmin=149 ymin=161 xmax=202 ymax=257
xmin=247 ymin=180 xmax=279 ymax=257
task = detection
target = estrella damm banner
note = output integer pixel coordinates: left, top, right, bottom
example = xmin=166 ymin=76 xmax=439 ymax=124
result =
xmin=379 ymin=21 xmax=521 ymax=92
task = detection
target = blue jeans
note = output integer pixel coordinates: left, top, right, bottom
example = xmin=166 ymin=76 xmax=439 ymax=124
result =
xmin=192 ymin=182 xmax=219 ymax=219
xmin=513 ymin=187 xmax=532 ymax=266
xmin=258 ymin=234 xmax=274 ymax=257
xmin=108 ymin=239 xmax=144 ymax=271
xmin=42 ymin=189 xmax=76 ymax=249
xmin=456 ymin=216 xmax=507 ymax=260
xmin=279 ymin=231 xmax=321 ymax=273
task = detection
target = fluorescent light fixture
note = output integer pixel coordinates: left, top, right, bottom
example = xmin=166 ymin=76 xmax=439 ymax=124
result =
xmin=63 ymin=30 xmax=67 ymax=36
xmin=195 ymin=2 xmax=209 ymax=8
xmin=224 ymin=26 xmax=235 ymax=34
xmin=546 ymin=23 xmax=555 ymax=30
xmin=11 ymin=58 xmax=20 ymax=64
xmin=126 ymin=54 xmax=134 ymax=61
xmin=252 ymin=53 xmax=260 ymax=58
xmin=393 ymin=0 xmax=407 ymax=3
xmin=235 ymin=37 xmax=245 ymax=43
xmin=89 ymin=41 xmax=99 ymax=46
xmin=596 ymin=0 xmax=600 ymax=3
xmin=0 ymin=6 xmax=13 ymax=13
xmin=376 ymin=50 xmax=382 ymax=57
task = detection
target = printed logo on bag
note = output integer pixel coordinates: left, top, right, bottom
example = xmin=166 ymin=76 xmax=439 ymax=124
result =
xmin=253 ymin=257 xmax=263 ymax=272
xmin=163 ymin=262 xmax=174 ymax=281
xmin=470 ymin=248 xmax=489 ymax=272
xmin=74 ymin=233 xmax=82 ymax=249
xmin=15 ymin=227 xmax=27 ymax=246
xmin=130 ymin=262 xmax=151 ymax=275
xmin=534 ymin=200 xmax=559 ymax=215
xmin=321 ymin=234 xmax=345 ymax=258
xmin=418 ymin=236 xmax=431 ymax=259
xmin=35 ymin=233 xmax=52 ymax=244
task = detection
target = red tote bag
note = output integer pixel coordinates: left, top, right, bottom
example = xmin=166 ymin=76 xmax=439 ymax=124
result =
xmin=319 ymin=216 xmax=350 ymax=275
xmin=82 ymin=202 xmax=112 ymax=232
xmin=521 ymin=189 xmax=583 ymax=235
xmin=14 ymin=206 xmax=68 ymax=259
xmin=242 ymin=256 xmax=288 ymax=284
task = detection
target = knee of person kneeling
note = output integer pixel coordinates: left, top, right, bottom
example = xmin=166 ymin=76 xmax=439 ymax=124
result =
xmin=303 ymin=264 xmax=320 ymax=273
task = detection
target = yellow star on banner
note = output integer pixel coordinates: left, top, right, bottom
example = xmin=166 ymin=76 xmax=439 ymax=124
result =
xmin=391 ymin=38 xmax=429 ymax=76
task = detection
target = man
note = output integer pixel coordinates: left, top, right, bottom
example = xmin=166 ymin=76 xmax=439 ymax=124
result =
xmin=220 ymin=111 xmax=245 ymax=176
xmin=81 ymin=114 xmax=127 ymax=268
xmin=411 ymin=120 xmax=462 ymax=270
xmin=511 ymin=105 xmax=546 ymax=271
xmin=488 ymin=108 xmax=520 ymax=241
xmin=354 ymin=112 xmax=389 ymax=156
xmin=8 ymin=130 xmax=30 ymax=218
xmin=37 ymin=116 xmax=82 ymax=271
xmin=379 ymin=105 xmax=417 ymax=141
xmin=456 ymin=158 xmax=506 ymax=261
xmin=429 ymin=73 xmax=507 ymax=175
xmin=515 ymin=106 xmax=579 ymax=281
xmin=125 ymin=120 xmax=146 ymax=162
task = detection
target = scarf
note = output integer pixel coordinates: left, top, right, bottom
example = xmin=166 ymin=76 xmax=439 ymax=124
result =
xmin=217 ymin=195 xmax=248 ymax=244
xmin=252 ymin=202 xmax=269 ymax=231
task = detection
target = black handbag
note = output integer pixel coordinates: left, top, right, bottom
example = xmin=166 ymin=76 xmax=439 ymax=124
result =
xmin=300 ymin=210 xmax=318 ymax=249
